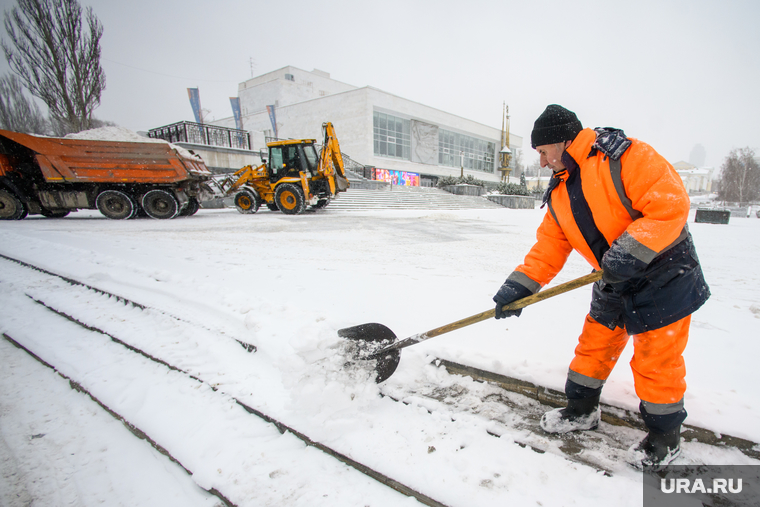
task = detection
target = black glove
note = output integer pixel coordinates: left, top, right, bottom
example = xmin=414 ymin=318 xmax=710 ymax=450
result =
xmin=493 ymin=280 xmax=533 ymax=319
xmin=601 ymin=240 xmax=648 ymax=288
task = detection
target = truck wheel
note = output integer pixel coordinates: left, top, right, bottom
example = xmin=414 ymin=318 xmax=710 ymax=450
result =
xmin=96 ymin=190 xmax=135 ymax=220
xmin=234 ymin=190 xmax=260 ymax=214
xmin=274 ymin=184 xmax=305 ymax=215
xmin=0 ymin=190 xmax=27 ymax=220
xmin=179 ymin=197 xmax=200 ymax=217
xmin=142 ymin=189 xmax=179 ymax=219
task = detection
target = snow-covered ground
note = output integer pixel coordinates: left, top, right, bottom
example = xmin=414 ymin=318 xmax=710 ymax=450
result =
xmin=1 ymin=204 xmax=758 ymax=506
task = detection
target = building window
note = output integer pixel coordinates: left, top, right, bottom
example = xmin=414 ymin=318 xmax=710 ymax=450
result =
xmin=438 ymin=129 xmax=495 ymax=173
xmin=374 ymin=111 xmax=411 ymax=160
xmin=285 ymin=73 xmax=295 ymax=81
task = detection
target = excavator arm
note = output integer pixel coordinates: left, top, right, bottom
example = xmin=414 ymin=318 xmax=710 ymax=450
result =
xmin=319 ymin=122 xmax=349 ymax=193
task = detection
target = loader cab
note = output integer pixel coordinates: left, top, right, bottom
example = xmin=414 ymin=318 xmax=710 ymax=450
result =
xmin=267 ymin=140 xmax=318 ymax=183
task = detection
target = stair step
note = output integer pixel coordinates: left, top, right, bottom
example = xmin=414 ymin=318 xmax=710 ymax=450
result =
xmin=328 ymin=187 xmax=505 ymax=210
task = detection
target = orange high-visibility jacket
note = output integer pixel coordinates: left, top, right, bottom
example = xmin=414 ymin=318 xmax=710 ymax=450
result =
xmin=508 ymin=128 xmax=709 ymax=334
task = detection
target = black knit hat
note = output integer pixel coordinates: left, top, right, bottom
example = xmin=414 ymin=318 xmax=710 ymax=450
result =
xmin=531 ymin=105 xmax=583 ymax=148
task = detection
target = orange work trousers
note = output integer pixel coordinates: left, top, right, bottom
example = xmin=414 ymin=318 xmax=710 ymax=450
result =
xmin=569 ymin=314 xmax=691 ymax=405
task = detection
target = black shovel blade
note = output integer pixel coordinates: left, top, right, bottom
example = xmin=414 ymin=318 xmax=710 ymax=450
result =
xmin=338 ymin=323 xmax=401 ymax=383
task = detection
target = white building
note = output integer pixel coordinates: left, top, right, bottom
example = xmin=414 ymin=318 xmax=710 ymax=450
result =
xmin=672 ymin=161 xmax=714 ymax=194
xmin=214 ymin=66 xmax=522 ymax=186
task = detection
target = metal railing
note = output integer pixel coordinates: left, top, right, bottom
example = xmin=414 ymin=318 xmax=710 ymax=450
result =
xmin=148 ymin=121 xmax=251 ymax=151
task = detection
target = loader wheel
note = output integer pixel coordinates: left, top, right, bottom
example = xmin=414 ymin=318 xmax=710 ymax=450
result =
xmin=274 ymin=184 xmax=305 ymax=215
xmin=96 ymin=190 xmax=136 ymax=220
xmin=234 ymin=190 xmax=260 ymax=214
xmin=266 ymin=202 xmax=279 ymax=212
xmin=0 ymin=190 xmax=27 ymax=220
xmin=142 ymin=189 xmax=180 ymax=219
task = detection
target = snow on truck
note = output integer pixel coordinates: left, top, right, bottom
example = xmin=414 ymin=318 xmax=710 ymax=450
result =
xmin=0 ymin=127 xmax=213 ymax=220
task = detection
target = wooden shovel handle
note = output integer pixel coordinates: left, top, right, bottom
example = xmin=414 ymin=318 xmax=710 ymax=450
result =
xmin=384 ymin=271 xmax=603 ymax=353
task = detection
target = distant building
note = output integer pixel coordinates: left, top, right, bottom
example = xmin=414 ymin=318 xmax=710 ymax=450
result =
xmin=523 ymin=176 xmax=552 ymax=193
xmin=672 ymin=161 xmax=714 ymax=194
xmin=212 ymin=66 xmax=522 ymax=186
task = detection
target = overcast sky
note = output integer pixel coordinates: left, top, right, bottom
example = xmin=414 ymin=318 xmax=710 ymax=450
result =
xmin=1 ymin=0 xmax=758 ymax=169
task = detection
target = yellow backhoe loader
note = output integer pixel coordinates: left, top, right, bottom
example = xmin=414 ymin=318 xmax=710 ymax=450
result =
xmin=219 ymin=122 xmax=349 ymax=215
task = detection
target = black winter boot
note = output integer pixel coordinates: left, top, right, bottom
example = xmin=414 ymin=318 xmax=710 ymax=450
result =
xmin=630 ymin=403 xmax=687 ymax=470
xmin=631 ymin=428 xmax=681 ymax=470
xmin=540 ymin=380 xmax=601 ymax=434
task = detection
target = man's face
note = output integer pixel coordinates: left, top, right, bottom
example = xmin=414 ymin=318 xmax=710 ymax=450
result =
xmin=536 ymin=142 xmax=568 ymax=173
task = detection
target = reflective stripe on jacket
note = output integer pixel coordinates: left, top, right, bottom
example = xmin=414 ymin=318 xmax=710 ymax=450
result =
xmin=510 ymin=128 xmax=709 ymax=334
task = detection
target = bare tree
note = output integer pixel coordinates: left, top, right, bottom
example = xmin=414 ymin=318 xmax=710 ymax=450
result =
xmin=0 ymin=73 xmax=48 ymax=133
xmin=2 ymin=0 xmax=105 ymax=135
xmin=526 ymin=159 xmax=542 ymax=177
xmin=717 ymin=147 xmax=760 ymax=204
xmin=512 ymin=148 xmax=524 ymax=179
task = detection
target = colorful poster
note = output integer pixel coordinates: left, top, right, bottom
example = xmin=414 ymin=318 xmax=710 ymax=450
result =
xmin=266 ymin=105 xmax=278 ymax=139
xmin=373 ymin=168 xmax=419 ymax=186
xmin=187 ymin=88 xmax=202 ymax=124
xmin=229 ymin=97 xmax=243 ymax=130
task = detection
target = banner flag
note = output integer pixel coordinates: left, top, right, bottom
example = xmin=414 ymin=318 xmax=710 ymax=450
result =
xmin=266 ymin=105 xmax=278 ymax=139
xmin=187 ymin=88 xmax=202 ymax=124
xmin=229 ymin=97 xmax=243 ymax=130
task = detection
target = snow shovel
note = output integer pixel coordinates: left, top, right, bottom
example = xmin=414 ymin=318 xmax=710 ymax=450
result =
xmin=339 ymin=270 xmax=603 ymax=383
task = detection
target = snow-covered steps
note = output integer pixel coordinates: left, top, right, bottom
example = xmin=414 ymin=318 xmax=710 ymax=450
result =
xmin=329 ymin=186 xmax=506 ymax=210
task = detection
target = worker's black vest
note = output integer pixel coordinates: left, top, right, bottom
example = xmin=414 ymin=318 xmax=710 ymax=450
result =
xmin=563 ymin=155 xmax=609 ymax=265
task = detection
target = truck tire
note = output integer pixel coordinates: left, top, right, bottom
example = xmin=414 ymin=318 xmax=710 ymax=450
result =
xmin=234 ymin=189 xmax=260 ymax=214
xmin=179 ymin=197 xmax=200 ymax=217
xmin=96 ymin=190 xmax=136 ymax=220
xmin=0 ymin=189 xmax=27 ymax=220
xmin=274 ymin=184 xmax=305 ymax=215
xmin=142 ymin=189 xmax=179 ymax=219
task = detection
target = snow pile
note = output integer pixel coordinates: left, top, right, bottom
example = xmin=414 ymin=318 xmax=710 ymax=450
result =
xmin=64 ymin=125 xmax=167 ymax=143
xmin=65 ymin=126 xmax=204 ymax=161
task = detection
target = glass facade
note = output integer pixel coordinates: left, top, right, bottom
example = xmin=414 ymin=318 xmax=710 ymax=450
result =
xmin=373 ymin=110 xmax=497 ymax=174
xmin=373 ymin=111 xmax=411 ymax=160
xmin=438 ymin=129 xmax=495 ymax=173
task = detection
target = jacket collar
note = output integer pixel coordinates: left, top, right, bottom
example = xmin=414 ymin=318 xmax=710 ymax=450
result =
xmin=566 ymin=128 xmax=597 ymax=165
xmin=540 ymin=129 xmax=596 ymax=208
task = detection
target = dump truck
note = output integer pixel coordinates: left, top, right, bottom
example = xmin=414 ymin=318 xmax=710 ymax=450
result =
xmin=0 ymin=128 xmax=214 ymax=220
xmin=218 ymin=122 xmax=349 ymax=215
